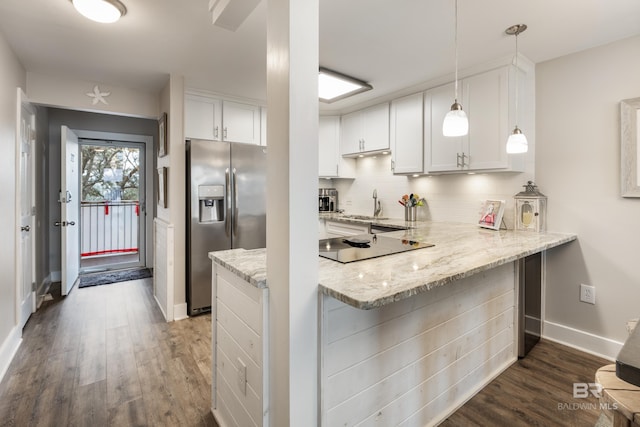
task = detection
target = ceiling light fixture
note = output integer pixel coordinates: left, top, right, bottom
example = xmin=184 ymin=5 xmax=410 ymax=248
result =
xmin=505 ymin=24 xmax=528 ymax=154
xmin=318 ymin=67 xmax=372 ymax=103
xmin=71 ymin=0 xmax=127 ymax=24
xmin=443 ymin=0 xmax=468 ymax=137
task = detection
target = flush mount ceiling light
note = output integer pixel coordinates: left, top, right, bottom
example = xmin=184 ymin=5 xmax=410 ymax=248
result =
xmin=505 ymin=24 xmax=528 ymax=154
xmin=71 ymin=0 xmax=127 ymax=24
xmin=318 ymin=67 xmax=372 ymax=103
xmin=442 ymin=0 xmax=469 ymax=137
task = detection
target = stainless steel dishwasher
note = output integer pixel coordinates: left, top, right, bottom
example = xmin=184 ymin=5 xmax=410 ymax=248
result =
xmin=518 ymin=252 xmax=542 ymax=357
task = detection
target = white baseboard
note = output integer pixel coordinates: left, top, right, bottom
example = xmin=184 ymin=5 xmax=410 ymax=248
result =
xmin=174 ymin=303 xmax=188 ymax=321
xmin=51 ymin=270 xmax=61 ymax=282
xmin=154 ymin=294 xmax=169 ymax=322
xmin=543 ymin=320 xmax=624 ymax=361
xmin=0 ymin=326 xmax=22 ymax=384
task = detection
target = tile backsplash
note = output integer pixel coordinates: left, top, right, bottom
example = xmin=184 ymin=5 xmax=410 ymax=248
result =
xmin=321 ymin=154 xmax=534 ymax=229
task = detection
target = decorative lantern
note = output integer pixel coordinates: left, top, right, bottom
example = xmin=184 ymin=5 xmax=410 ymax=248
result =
xmin=514 ymin=181 xmax=547 ymax=232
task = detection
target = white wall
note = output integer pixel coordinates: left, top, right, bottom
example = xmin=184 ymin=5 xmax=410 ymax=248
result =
xmin=27 ymin=72 xmax=159 ymax=119
xmin=536 ymin=34 xmax=640 ymax=354
xmin=0 ymin=30 xmax=26 ymax=379
xmin=156 ymin=75 xmax=187 ymax=320
xmin=329 ymin=156 xmax=533 ymax=229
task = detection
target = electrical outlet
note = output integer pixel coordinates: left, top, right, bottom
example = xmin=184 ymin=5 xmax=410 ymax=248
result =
xmin=580 ymin=284 xmax=596 ymax=305
xmin=237 ymin=357 xmax=247 ymax=395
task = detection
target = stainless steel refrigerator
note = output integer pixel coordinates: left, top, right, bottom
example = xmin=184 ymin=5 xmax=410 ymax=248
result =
xmin=186 ymin=139 xmax=267 ymax=315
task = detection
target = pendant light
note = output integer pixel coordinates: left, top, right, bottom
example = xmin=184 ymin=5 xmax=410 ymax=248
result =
xmin=442 ymin=0 xmax=468 ymax=137
xmin=505 ymin=24 xmax=528 ymax=154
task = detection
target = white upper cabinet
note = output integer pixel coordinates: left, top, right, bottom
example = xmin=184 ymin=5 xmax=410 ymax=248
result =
xmin=424 ymin=66 xmax=524 ymax=173
xmin=341 ymin=103 xmax=390 ymax=156
xmin=185 ymin=95 xmax=222 ymax=141
xmin=424 ymin=82 xmax=463 ymax=172
xmin=390 ymin=92 xmax=424 ymax=174
xmin=222 ymin=100 xmax=261 ymax=145
xmin=184 ymin=94 xmax=262 ymax=145
xmin=319 ymin=116 xmax=355 ymax=178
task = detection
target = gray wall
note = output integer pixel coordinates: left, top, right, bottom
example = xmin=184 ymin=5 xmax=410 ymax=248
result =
xmin=46 ymin=108 xmax=158 ymax=276
xmin=0 ymin=29 xmax=26 ymax=362
xmin=537 ymin=34 xmax=640 ymax=345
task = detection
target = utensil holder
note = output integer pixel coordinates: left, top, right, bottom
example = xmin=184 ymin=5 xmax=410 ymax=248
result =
xmin=405 ymin=206 xmax=417 ymax=222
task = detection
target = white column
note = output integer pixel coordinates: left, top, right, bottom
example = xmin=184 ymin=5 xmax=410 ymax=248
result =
xmin=266 ymin=0 xmax=319 ymax=425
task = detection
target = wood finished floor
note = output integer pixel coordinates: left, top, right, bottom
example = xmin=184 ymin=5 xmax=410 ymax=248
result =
xmin=0 ymin=277 xmax=609 ymax=427
xmin=441 ymin=339 xmax=609 ymax=427
xmin=0 ymin=278 xmax=216 ymax=427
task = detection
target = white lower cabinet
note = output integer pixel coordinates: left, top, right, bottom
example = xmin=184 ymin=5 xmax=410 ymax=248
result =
xmin=325 ymin=220 xmax=370 ymax=238
xmin=212 ymin=266 xmax=268 ymax=427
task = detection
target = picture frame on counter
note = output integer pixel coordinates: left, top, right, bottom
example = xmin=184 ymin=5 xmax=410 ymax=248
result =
xmin=158 ymin=167 xmax=168 ymax=208
xmin=621 ymin=97 xmax=640 ymax=197
xmin=158 ymin=112 xmax=168 ymax=158
xmin=478 ymin=199 xmax=506 ymax=230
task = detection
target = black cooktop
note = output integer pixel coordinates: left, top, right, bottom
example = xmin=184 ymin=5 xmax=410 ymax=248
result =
xmin=319 ymin=233 xmax=434 ymax=263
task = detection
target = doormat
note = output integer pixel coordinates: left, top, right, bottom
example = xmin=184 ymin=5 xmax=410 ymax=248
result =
xmin=79 ymin=268 xmax=153 ymax=288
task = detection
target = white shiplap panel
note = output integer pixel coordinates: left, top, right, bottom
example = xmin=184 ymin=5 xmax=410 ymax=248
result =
xmin=153 ymin=218 xmax=174 ymax=321
xmin=217 ymin=345 xmax=262 ymax=425
xmin=217 ymin=272 xmax=262 ymax=335
xmin=326 ymin=271 xmax=473 ymax=343
xmin=326 ymin=317 xmax=514 ymax=426
xmin=321 ymin=261 xmax=517 ymax=427
xmin=396 ymin=343 xmax=514 ymax=427
xmin=216 ymin=368 xmax=258 ymax=427
xmin=217 ymin=320 xmax=262 ymax=395
xmin=325 ymin=263 xmax=514 ymax=376
xmin=217 ymin=300 xmax=262 ymax=368
xmin=326 ymin=297 xmax=513 ymax=409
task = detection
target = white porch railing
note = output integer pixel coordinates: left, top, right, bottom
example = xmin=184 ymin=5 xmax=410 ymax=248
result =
xmin=81 ymin=201 xmax=139 ymax=258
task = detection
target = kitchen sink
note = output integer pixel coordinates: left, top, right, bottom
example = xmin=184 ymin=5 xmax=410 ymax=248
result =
xmin=342 ymin=214 xmax=389 ymax=220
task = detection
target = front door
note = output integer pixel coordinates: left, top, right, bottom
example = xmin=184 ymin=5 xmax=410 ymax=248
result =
xmin=17 ymin=89 xmax=35 ymax=328
xmin=60 ymin=126 xmax=80 ymax=296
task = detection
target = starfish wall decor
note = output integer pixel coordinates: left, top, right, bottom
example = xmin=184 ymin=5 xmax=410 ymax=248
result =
xmin=86 ymin=85 xmax=111 ymax=105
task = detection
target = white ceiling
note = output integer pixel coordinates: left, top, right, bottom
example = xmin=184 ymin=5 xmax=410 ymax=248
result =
xmin=0 ymin=0 xmax=639 ymax=113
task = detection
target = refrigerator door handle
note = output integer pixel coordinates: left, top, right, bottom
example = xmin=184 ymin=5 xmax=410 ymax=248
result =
xmin=225 ymin=167 xmax=231 ymax=237
xmin=233 ymin=167 xmax=238 ymax=237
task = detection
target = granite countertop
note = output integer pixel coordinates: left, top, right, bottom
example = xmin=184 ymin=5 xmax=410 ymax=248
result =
xmin=209 ymin=221 xmax=576 ymax=310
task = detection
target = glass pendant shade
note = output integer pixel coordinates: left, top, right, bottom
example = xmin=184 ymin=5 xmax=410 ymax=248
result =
xmin=72 ymin=0 xmax=126 ymax=23
xmin=442 ymin=102 xmax=469 ymax=137
xmin=506 ymin=126 xmax=528 ymax=153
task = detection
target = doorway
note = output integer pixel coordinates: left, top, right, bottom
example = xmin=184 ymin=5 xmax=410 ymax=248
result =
xmin=78 ymin=138 xmax=146 ymax=273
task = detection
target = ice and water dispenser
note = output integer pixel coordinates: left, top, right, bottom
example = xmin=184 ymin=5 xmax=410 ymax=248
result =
xmin=198 ymin=185 xmax=224 ymax=223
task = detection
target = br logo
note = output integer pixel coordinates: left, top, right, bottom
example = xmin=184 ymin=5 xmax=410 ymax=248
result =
xmin=573 ymin=383 xmax=603 ymax=399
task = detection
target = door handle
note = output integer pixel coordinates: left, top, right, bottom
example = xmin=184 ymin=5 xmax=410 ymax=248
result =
xmin=225 ymin=168 xmax=231 ymax=238
xmin=68 ymin=221 xmax=76 ymax=226
xmin=214 ymin=126 xmax=219 ymax=139
xmin=21 ymin=225 xmax=30 ymax=232
xmin=233 ymin=168 xmax=238 ymax=237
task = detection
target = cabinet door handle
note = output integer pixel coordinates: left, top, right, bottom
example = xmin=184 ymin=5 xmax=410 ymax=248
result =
xmin=214 ymin=126 xmax=219 ymax=139
xmin=391 ymin=160 xmax=395 ymax=171
xmin=456 ymin=153 xmax=462 ymax=168
xmin=336 ymin=165 xmax=339 ymax=176
xmin=223 ymin=127 xmax=228 ymax=140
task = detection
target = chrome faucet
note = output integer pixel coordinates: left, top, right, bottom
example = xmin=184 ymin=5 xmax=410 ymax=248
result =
xmin=373 ymin=189 xmax=382 ymax=218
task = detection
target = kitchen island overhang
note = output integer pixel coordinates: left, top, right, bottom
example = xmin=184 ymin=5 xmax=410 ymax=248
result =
xmin=208 ymin=221 xmax=576 ymax=426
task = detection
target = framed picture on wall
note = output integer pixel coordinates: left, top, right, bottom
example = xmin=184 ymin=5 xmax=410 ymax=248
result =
xmin=158 ymin=167 xmax=168 ymax=208
xmin=158 ymin=112 xmax=168 ymax=157
xmin=478 ymin=199 xmax=505 ymax=230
